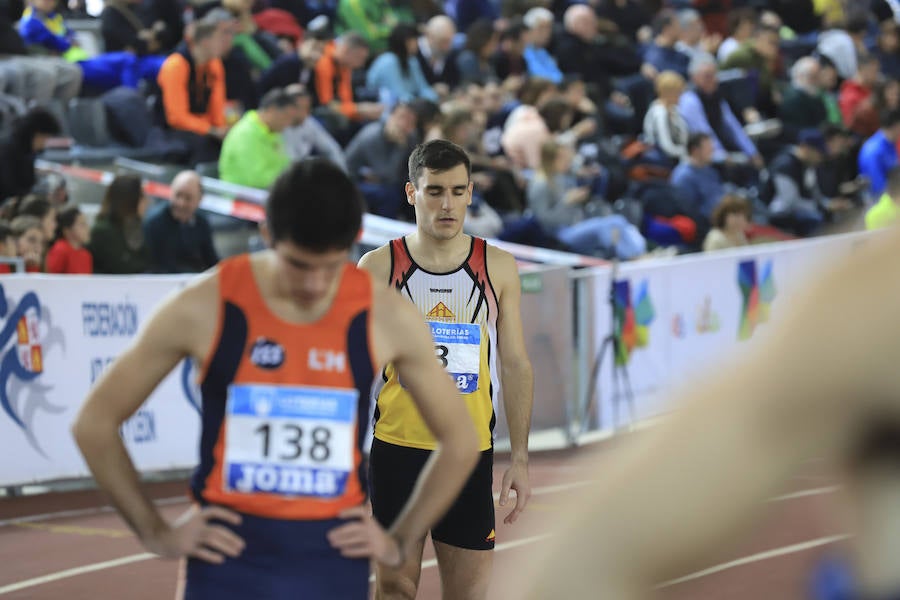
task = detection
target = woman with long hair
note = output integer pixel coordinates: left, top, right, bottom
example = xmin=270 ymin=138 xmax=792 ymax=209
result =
xmin=528 ymin=140 xmax=646 ymax=259
xmin=87 ymin=174 xmax=150 ymax=274
xmin=366 ymin=23 xmax=438 ymax=104
xmin=455 ymin=18 xmax=499 ymax=85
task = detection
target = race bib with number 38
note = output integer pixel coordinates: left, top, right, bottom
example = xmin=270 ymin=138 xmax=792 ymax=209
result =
xmin=429 ymin=322 xmax=481 ymax=394
xmin=222 ymin=384 xmax=358 ymax=499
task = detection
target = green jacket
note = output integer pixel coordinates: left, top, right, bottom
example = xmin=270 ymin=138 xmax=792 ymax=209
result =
xmin=821 ymin=93 xmax=844 ymax=126
xmin=218 ymin=110 xmax=291 ymax=189
xmin=233 ymin=33 xmax=272 ymax=71
xmin=721 ymin=43 xmax=773 ymax=96
xmin=87 ymin=216 xmax=150 ymax=274
xmin=336 ymin=0 xmax=410 ymax=54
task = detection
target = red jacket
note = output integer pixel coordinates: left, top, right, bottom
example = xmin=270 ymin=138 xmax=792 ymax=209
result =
xmin=839 ymin=79 xmax=872 ymax=131
xmin=46 ymin=239 xmax=93 ymax=274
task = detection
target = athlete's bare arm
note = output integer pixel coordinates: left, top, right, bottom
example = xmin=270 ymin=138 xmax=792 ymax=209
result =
xmin=369 ymin=283 xmax=481 ymax=555
xmin=356 ymin=244 xmax=391 ymax=284
xmin=72 ymin=273 xmax=245 ymax=563
xmin=487 ymin=245 xmax=534 ymax=524
xmin=499 ymin=229 xmax=900 ymax=599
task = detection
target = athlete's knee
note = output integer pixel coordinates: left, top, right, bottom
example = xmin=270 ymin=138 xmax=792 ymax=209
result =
xmin=443 ymin=578 xmax=490 ymax=600
xmin=375 ymin=572 xmax=419 ymax=600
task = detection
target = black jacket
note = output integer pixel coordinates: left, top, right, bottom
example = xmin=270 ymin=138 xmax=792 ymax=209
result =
xmin=0 ymin=133 xmax=36 ymax=201
xmin=415 ymin=47 xmax=461 ymax=89
xmin=257 ymin=53 xmax=310 ymax=97
xmin=0 ymin=0 xmax=27 ymax=55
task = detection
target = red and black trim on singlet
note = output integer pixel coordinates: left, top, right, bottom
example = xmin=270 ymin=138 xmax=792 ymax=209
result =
xmin=388 ymin=237 xmax=494 ymax=325
xmin=377 ymin=236 xmax=497 ymax=436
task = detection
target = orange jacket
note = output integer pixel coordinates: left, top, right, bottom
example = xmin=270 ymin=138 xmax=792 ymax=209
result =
xmin=314 ymin=41 xmax=358 ymax=120
xmin=157 ymin=50 xmax=227 ymax=135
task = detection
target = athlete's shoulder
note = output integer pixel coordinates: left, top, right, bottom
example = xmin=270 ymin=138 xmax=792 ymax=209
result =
xmin=357 ymin=243 xmax=393 ymax=283
xmin=484 ymin=242 xmax=518 ymax=288
xmin=130 ymin=266 xmax=221 ymax=363
xmin=369 ymin=278 xmax=429 ymax=362
xmin=484 ymin=240 xmax=515 ymax=265
xmin=173 ymin=265 xmax=221 ymax=323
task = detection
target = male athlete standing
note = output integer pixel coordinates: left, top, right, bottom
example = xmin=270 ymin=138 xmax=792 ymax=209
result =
xmin=72 ymin=159 xmax=479 ymax=599
xmin=359 ymin=139 xmax=534 ymax=599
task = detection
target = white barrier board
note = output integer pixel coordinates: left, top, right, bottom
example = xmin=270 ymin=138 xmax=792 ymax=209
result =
xmin=584 ymin=230 xmax=880 ymax=430
xmin=0 ymin=275 xmax=198 ymax=486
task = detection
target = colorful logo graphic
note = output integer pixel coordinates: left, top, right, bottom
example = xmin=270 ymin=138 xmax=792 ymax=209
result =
xmin=0 ymin=284 xmax=65 ymax=455
xmin=671 ymin=314 xmax=686 ymax=339
xmin=695 ymin=296 xmax=721 ymax=334
xmin=426 ymin=302 xmax=455 ymax=320
xmin=738 ymin=259 xmax=776 ymax=340
xmin=614 ymin=279 xmax=655 ymax=365
xmin=249 ymin=337 xmax=285 ymax=369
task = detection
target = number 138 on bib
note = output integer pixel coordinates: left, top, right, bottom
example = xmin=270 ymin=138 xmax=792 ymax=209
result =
xmin=222 ymin=384 xmax=358 ymax=499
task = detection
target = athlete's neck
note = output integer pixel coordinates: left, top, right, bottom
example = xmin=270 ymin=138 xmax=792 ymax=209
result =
xmin=253 ymin=252 xmax=341 ymax=324
xmin=405 ymin=231 xmax=471 ymax=272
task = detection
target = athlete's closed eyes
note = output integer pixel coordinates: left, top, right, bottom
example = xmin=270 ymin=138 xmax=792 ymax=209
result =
xmin=425 ymin=185 xmax=468 ymax=196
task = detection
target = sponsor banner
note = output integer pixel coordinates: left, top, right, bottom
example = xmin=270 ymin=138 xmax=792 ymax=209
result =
xmin=3 ymin=229 xmax=878 ymax=484
xmin=0 ymin=274 xmax=198 ymax=486
xmin=584 ymin=231 xmax=876 ymax=432
xmin=0 ymin=265 xmax=576 ymax=486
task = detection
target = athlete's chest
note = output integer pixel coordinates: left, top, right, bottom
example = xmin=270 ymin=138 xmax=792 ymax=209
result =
xmin=402 ymin=269 xmax=490 ymax=324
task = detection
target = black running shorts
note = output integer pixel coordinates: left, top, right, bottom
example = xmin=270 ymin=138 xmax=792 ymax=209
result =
xmin=368 ymin=438 xmax=496 ymax=551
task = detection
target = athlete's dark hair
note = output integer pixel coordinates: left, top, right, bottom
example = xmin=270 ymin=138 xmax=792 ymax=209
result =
xmin=266 ymin=158 xmax=363 ymax=251
xmin=407 ymin=139 xmax=471 ymax=187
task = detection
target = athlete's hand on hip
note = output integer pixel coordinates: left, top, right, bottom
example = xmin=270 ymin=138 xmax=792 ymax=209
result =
xmin=500 ymin=462 xmax=531 ymax=524
xmin=328 ymin=506 xmax=403 ymax=567
xmin=143 ymin=505 xmax=245 ymax=564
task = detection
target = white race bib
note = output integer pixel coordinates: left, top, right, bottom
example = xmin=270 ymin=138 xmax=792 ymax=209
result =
xmin=429 ymin=322 xmax=481 ymax=394
xmin=222 ymin=384 xmax=358 ymax=499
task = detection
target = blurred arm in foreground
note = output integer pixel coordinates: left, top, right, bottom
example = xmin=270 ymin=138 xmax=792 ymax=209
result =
xmin=499 ymin=227 xmax=900 ymax=599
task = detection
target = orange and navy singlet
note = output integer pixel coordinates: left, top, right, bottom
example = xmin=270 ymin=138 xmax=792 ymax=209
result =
xmin=182 ymin=255 xmax=376 ymax=600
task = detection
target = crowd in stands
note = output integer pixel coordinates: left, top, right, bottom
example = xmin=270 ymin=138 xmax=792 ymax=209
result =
xmin=0 ymin=162 xmax=217 ymax=274
xmin=3 ymin=0 xmax=900 ymax=272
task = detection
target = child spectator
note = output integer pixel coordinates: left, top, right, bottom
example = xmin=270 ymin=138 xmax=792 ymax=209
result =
xmin=17 ymin=196 xmax=56 ymax=247
xmin=643 ymin=70 xmax=689 ymax=161
xmin=0 ymin=222 xmax=19 ymax=273
xmin=703 ymin=195 xmax=751 ymax=251
xmin=10 ymin=215 xmax=45 ymax=272
xmin=46 ymin=205 xmax=92 ymax=273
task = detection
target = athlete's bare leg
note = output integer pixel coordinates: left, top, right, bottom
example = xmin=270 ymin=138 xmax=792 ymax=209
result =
xmin=433 ymin=541 xmax=493 ymax=600
xmin=375 ymin=536 xmax=427 ymax=600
